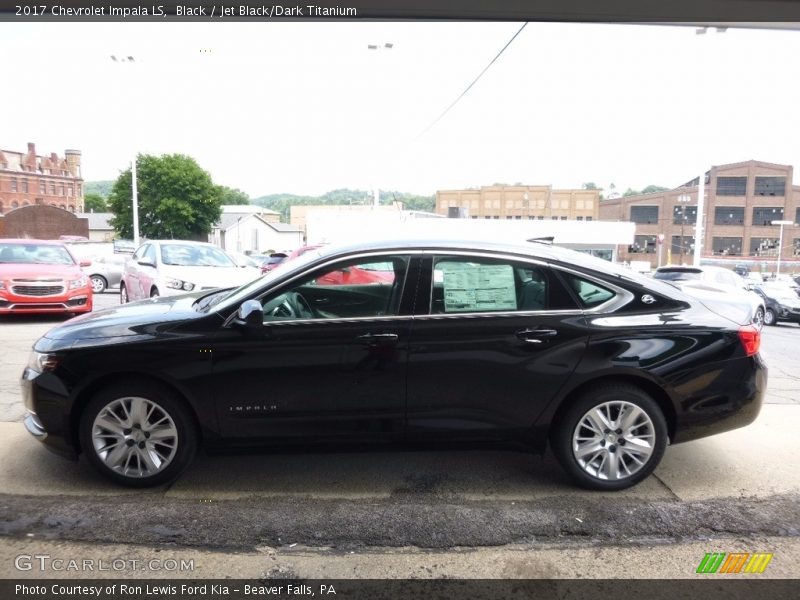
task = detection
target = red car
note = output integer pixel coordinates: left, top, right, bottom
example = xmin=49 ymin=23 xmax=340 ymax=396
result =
xmin=0 ymin=239 xmax=93 ymax=314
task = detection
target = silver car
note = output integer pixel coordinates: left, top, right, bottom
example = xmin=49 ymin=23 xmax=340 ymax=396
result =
xmin=82 ymin=254 xmax=129 ymax=294
xmin=120 ymin=240 xmax=261 ymax=303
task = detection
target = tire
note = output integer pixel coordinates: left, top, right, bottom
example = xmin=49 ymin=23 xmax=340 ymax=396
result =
xmin=120 ymin=283 xmax=128 ymax=304
xmin=150 ymin=287 xmax=160 ymax=299
xmin=764 ymin=309 xmax=776 ymax=326
xmin=752 ymin=307 xmax=764 ymax=331
xmin=90 ymin=275 xmax=107 ymax=294
xmin=551 ymin=383 xmax=668 ymax=491
xmin=79 ymin=380 xmax=198 ymax=487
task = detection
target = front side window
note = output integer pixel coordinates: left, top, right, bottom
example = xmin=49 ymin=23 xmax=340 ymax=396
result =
xmin=261 ymin=255 xmax=409 ymax=322
xmin=430 ymin=256 xmax=575 ymax=314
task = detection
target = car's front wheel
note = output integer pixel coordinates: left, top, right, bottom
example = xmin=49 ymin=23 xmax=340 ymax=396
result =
xmin=120 ymin=283 xmax=128 ymax=304
xmin=764 ymin=309 xmax=777 ymax=326
xmin=752 ymin=307 xmax=765 ymax=330
xmin=90 ymin=275 xmax=107 ymax=294
xmin=551 ymin=384 xmax=668 ymax=491
xmin=79 ymin=380 xmax=198 ymax=487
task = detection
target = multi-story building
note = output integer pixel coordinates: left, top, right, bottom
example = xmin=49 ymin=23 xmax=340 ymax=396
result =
xmin=436 ymin=185 xmax=599 ymax=221
xmin=0 ymin=142 xmax=84 ymax=215
xmin=599 ymin=160 xmax=800 ymax=268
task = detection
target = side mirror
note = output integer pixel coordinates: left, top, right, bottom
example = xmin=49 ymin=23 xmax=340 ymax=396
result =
xmin=137 ymin=259 xmax=155 ymax=268
xmin=237 ymin=299 xmax=263 ymax=327
xmin=79 ymin=259 xmax=92 ymax=267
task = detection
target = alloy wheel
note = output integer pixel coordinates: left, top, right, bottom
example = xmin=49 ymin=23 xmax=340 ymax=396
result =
xmin=90 ymin=275 xmax=106 ymax=294
xmin=571 ymin=401 xmax=656 ymax=481
xmin=90 ymin=397 xmax=178 ymax=478
xmin=764 ymin=309 xmax=776 ymax=326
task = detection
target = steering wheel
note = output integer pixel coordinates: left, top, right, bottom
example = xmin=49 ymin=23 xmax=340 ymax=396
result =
xmin=268 ymin=291 xmax=314 ymax=319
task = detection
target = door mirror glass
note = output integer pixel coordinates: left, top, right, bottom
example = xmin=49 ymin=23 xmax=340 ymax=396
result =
xmin=137 ymin=259 xmax=155 ymax=268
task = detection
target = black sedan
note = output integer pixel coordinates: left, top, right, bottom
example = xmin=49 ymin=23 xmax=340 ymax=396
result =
xmin=21 ymin=239 xmax=766 ymax=490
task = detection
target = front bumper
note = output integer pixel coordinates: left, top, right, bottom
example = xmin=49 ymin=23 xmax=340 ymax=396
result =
xmin=21 ymin=367 xmax=79 ymax=460
xmin=0 ymin=289 xmax=92 ymax=313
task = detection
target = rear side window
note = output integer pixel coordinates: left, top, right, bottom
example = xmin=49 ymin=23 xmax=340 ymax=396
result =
xmin=562 ymin=274 xmax=616 ymax=308
xmin=430 ymin=256 xmax=577 ymax=314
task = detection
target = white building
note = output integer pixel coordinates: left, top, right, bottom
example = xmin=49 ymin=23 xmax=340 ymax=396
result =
xmin=211 ymin=205 xmax=303 ymax=254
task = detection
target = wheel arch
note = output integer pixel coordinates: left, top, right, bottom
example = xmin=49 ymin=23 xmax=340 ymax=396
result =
xmin=547 ymin=374 xmax=677 ymax=445
xmin=70 ymin=371 xmax=203 ymax=455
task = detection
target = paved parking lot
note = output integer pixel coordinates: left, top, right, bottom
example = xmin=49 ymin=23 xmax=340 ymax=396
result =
xmin=0 ymin=292 xmax=798 ymax=578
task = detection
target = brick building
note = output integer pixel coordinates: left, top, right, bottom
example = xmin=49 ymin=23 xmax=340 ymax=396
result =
xmin=0 ymin=142 xmax=84 ymax=215
xmin=436 ymin=185 xmax=599 ymax=221
xmin=599 ymin=160 xmax=800 ymax=268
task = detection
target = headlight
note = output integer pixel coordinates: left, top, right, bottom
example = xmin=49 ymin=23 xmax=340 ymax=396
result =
xmin=69 ymin=276 xmax=88 ymax=290
xmin=27 ymin=351 xmax=60 ymax=373
xmin=166 ymin=278 xmax=195 ymax=291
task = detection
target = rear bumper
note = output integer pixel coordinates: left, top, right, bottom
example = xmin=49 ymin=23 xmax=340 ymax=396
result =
xmin=671 ymin=353 xmax=767 ymax=444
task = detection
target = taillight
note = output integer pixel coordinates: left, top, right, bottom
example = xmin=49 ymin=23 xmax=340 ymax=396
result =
xmin=738 ymin=325 xmax=761 ymax=357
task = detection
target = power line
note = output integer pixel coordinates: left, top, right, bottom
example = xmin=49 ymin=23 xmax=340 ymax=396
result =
xmin=416 ymin=22 xmax=528 ymax=140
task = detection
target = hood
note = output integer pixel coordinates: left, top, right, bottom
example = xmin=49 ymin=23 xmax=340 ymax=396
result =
xmin=159 ymin=265 xmax=260 ymax=289
xmin=39 ymin=294 xmax=206 ymax=347
xmin=0 ymin=262 xmax=83 ymax=280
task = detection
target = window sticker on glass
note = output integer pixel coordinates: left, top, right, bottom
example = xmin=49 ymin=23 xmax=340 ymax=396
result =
xmin=439 ymin=262 xmax=517 ymax=313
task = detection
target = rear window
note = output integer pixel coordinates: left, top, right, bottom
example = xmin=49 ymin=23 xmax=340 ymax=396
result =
xmin=653 ymin=269 xmax=702 ymax=282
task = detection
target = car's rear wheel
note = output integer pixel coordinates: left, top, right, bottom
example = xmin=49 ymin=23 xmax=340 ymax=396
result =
xmin=90 ymin=275 xmax=107 ymax=294
xmin=764 ymin=308 xmax=776 ymax=326
xmin=551 ymin=384 xmax=668 ymax=491
xmin=120 ymin=283 xmax=128 ymax=304
xmin=79 ymin=381 xmax=197 ymax=487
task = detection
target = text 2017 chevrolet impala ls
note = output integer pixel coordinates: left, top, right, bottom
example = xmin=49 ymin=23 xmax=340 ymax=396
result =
xmin=21 ymin=240 xmax=766 ymax=490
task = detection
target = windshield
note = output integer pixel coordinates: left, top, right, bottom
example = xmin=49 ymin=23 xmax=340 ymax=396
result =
xmin=161 ymin=244 xmax=236 ymax=267
xmin=0 ymin=243 xmax=76 ymax=266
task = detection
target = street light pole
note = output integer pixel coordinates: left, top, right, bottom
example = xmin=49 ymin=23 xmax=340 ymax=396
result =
xmin=772 ymin=219 xmax=794 ymax=277
xmin=693 ymin=173 xmax=705 ymax=267
xmin=367 ymin=42 xmax=393 ymax=209
xmin=677 ymin=194 xmax=691 ymax=265
xmin=111 ymin=55 xmax=140 ymax=247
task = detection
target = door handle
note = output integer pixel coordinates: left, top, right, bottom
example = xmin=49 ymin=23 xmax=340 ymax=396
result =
xmin=356 ymin=333 xmax=399 ymax=346
xmin=515 ymin=328 xmax=558 ymax=344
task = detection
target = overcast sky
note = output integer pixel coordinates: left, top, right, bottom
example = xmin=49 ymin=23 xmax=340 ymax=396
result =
xmin=2 ymin=22 xmax=799 ymax=197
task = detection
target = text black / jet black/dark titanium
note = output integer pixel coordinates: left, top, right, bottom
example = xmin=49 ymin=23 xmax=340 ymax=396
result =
xmin=21 ymin=239 xmax=767 ymax=490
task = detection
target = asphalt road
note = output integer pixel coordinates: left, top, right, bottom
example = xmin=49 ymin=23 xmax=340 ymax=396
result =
xmin=0 ymin=291 xmax=798 ymax=578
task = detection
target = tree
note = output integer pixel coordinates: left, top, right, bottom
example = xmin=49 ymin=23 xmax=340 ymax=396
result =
xmin=641 ymin=185 xmax=669 ymax=194
xmin=84 ymin=193 xmax=108 ymax=213
xmin=582 ymin=182 xmax=600 ymax=190
xmin=216 ymin=185 xmax=250 ymax=205
xmin=108 ymin=154 xmax=222 ymax=240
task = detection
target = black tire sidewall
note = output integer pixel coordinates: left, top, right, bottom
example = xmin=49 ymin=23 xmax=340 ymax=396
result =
xmin=552 ymin=385 xmax=668 ymax=491
xmin=79 ymin=381 xmax=197 ymax=487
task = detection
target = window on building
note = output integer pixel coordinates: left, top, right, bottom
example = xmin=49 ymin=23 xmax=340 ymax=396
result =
xmin=672 ymin=205 xmax=697 ymax=224
xmin=39 ymin=181 xmax=45 ymax=194
xmin=585 ymin=216 xmax=593 ymax=221
xmin=714 ymin=206 xmax=745 ymax=225
xmin=0 ymin=202 xmax=3 ymax=214
xmin=537 ymin=216 xmax=544 ymax=220
xmin=576 ymin=216 xmax=584 ymax=221
xmin=670 ymin=235 xmax=694 ymax=256
xmin=716 ymin=177 xmax=747 ymax=196
xmin=68 ymin=185 xmax=73 ymax=197
xmin=21 ymin=179 xmax=28 ymax=193
xmin=59 ymin=184 xmax=65 ymax=196
xmin=754 ymin=177 xmax=786 ymax=196
xmin=560 ymin=216 xmax=567 ymax=220
xmin=629 ymin=235 xmax=657 ymax=254
xmin=77 ymin=183 xmax=82 ymax=195
xmin=750 ymin=237 xmax=779 ymax=257
xmin=630 ymin=205 xmax=659 ymax=224
xmin=796 ymin=207 xmax=800 ymax=225
xmin=514 ymin=216 xmax=522 ymax=220
xmin=11 ymin=201 xmax=19 ymax=209
xmin=551 ymin=216 xmax=558 ymax=220
xmin=712 ymin=237 xmax=743 ymax=256
xmin=49 ymin=183 xmax=55 ymax=195
xmin=752 ymin=207 xmax=784 ymax=227
xmin=793 ymin=238 xmax=800 ymax=257
xmin=10 ymin=178 xmax=18 ymax=192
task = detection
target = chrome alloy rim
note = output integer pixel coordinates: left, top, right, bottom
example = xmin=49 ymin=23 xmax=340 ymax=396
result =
xmin=572 ymin=401 xmax=656 ymax=481
xmin=91 ymin=397 xmax=178 ymax=478
xmin=91 ymin=277 xmax=105 ymax=293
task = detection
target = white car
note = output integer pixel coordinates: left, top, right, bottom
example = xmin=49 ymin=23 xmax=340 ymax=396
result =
xmin=653 ymin=265 xmax=766 ymax=329
xmin=120 ymin=240 xmax=261 ymax=303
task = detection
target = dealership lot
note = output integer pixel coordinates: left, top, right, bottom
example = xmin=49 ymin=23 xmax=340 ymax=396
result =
xmin=1 ymin=291 xmax=799 ymax=577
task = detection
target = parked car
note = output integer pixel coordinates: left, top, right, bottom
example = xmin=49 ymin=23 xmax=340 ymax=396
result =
xmin=227 ymin=251 xmax=261 ymax=269
xmin=753 ymin=283 xmax=800 ymax=326
xmin=120 ymin=240 xmax=261 ymax=303
xmin=653 ymin=265 xmax=766 ymax=329
xmin=22 ymin=239 xmax=766 ymax=490
xmin=257 ymin=253 xmax=288 ymax=274
xmin=0 ymin=239 xmax=93 ymax=314
xmin=82 ymin=254 xmax=129 ymax=294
